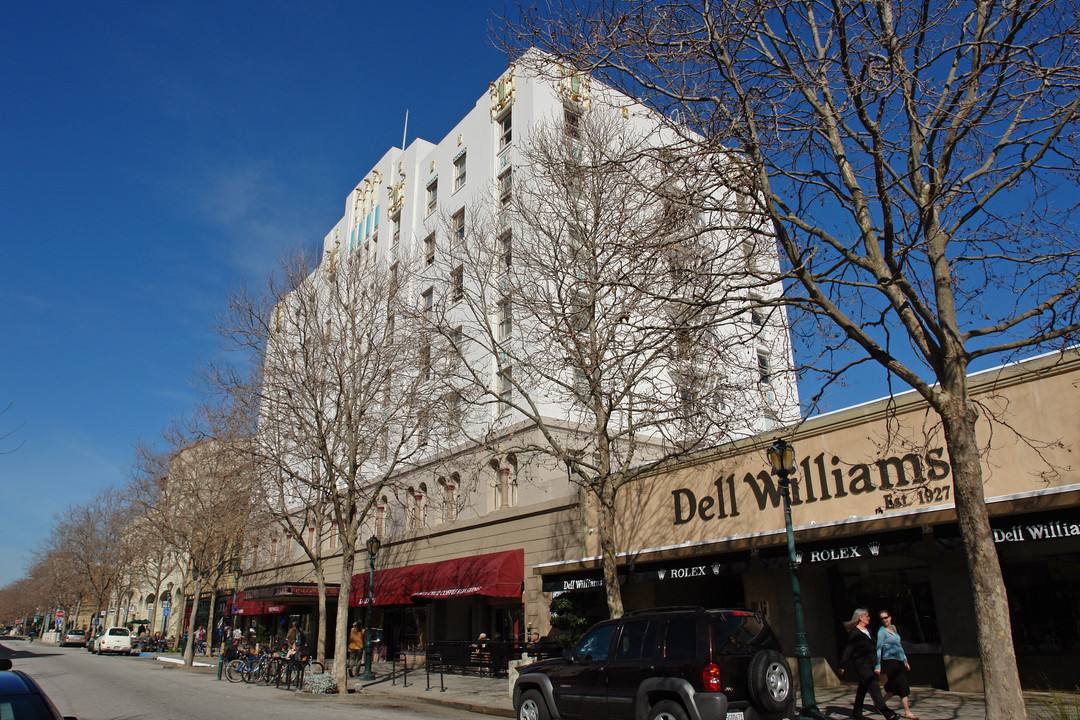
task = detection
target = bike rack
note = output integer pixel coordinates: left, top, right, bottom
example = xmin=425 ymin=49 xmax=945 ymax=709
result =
xmin=391 ymin=651 xmax=410 ymax=687
xmin=425 ymin=652 xmax=446 ymax=692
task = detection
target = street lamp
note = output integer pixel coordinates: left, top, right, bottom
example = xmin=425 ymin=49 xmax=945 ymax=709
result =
xmin=360 ymin=535 xmax=381 ymax=681
xmin=767 ymin=439 xmax=822 ymax=720
xmin=164 ymin=581 xmax=174 ymax=651
xmin=230 ymin=560 xmax=242 ymax=642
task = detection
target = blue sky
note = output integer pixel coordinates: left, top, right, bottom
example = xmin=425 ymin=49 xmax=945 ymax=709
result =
xmin=1 ymin=2 xmax=1031 ymax=591
xmin=0 ymin=1 xmax=514 ymax=587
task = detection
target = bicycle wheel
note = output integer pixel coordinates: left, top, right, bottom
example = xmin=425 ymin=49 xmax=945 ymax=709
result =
xmin=224 ymin=659 xmax=245 ymax=683
xmin=307 ymin=660 xmax=324 ymax=675
xmin=264 ymin=657 xmax=282 ymax=685
xmin=241 ymin=660 xmax=258 ymax=683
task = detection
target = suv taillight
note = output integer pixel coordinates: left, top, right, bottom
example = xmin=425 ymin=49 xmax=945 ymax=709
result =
xmin=702 ymin=662 xmax=722 ymax=692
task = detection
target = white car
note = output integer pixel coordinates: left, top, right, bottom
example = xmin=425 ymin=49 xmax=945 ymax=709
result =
xmin=93 ymin=627 xmax=133 ymax=655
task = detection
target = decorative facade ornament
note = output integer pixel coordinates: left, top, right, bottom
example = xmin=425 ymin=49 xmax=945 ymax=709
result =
xmin=557 ymin=65 xmax=591 ymax=108
xmin=388 ymin=164 xmax=406 ymax=214
xmin=490 ymin=65 xmax=516 ymax=119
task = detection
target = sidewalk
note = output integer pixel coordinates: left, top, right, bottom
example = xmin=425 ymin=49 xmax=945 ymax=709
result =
xmin=146 ymin=649 xmax=1069 ymax=719
xmin=348 ymin=662 xmax=1069 ymax=719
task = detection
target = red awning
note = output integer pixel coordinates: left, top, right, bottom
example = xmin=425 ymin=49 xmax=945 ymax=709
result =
xmin=350 ymin=565 xmax=418 ymax=606
xmin=349 ymin=549 xmax=523 ymax=606
xmin=232 ymin=591 xmax=269 ymax=616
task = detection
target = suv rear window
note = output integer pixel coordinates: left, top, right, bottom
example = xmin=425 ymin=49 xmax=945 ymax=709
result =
xmin=107 ymin=628 xmax=129 ymax=636
xmin=713 ymin=612 xmax=767 ymax=654
xmin=663 ymin=617 xmax=697 ymax=659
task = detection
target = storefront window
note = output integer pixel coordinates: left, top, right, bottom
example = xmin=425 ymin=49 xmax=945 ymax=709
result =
xmin=1002 ymin=553 xmax=1080 ymax=653
xmin=839 ymin=567 xmax=940 ymax=647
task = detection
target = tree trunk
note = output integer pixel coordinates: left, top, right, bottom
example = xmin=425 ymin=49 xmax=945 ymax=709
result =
xmin=315 ymin=571 xmax=327 ymax=665
xmin=333 ymin=550 xmax=357 ymax=693
xmin=205 ymin=588 xmax=217 ymax=656
xmin=597 ymin=489 xmax=623 ymax=619
xmin=182 ymin=578 xmax=201 ymax=667
xmin=939 ymin=397 xmax=1027 ymax=720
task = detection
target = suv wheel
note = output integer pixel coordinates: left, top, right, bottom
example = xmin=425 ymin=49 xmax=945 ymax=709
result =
xmin=517 ymin=689 xmax=551 ymax=720
xmin=647 ymin=700 xmax=689 ymax=720
xmin=748 ymin=649 xmax=793 ymax=714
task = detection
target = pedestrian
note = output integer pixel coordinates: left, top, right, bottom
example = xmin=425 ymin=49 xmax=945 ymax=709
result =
xmin=877 ymin=610 xmax=917 ymax=719
xmin=348 ymin=622 xmax=365 ymax=670
xmin=840 ymin=608 xmax=899 ymax=720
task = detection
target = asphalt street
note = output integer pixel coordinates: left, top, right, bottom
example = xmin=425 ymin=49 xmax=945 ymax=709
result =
xmin=0 ymin=639 xmax=484 ymax=720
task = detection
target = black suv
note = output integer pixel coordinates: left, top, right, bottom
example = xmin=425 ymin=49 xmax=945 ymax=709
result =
xmin=513 ymin=607 xmax=794 ymax=720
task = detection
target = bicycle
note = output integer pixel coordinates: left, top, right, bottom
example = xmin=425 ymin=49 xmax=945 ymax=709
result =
xmin=225 ymin=653 xmax=260 ymax=683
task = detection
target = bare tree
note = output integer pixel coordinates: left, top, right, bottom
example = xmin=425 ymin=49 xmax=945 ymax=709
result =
xmin=503 ymin=2 xmax=1080 ymax=715
xmin=44 ymin=487 xmax=135 ymax=625
xmin=130 ymin=412 xmax=262 ymax=666
xmin=213 ymin=245 xmax=436 ymax=692
xmin=428 ymin=102 xmax=794 ymax=618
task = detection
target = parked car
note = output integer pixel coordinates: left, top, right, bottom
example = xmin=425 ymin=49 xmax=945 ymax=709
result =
xmin=59 ymin=630 xmax=87 ymax=648
xmin=91 ymin=627 xmax=133 ymax=656
xmin=513 ymin=607 xmax=794 ymax=720
xmin=0 ymin=658 xmax=77 ymax=719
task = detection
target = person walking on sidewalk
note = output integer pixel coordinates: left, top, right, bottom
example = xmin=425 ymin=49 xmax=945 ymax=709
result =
xmin=840 ymin=608 xmax=899 ymax=720
xmin=877 ymin=610 xmax=918 ymax=719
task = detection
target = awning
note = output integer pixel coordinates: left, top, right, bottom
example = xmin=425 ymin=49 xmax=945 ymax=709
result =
xmin=349 ymin=565 xmax=418 ymax=606
xmin=232 ymin=591 xmax=268 ymax=616
xmin=350 ymin=549 xmax=524 ymax=606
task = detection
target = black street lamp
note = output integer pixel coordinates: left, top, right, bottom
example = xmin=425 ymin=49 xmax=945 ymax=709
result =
xmin=163 ymin=581 xmax=174 ymax=650
xmin=767 ymin=439 xmax=822 ymax=720
xmin=360 ymin=535 xmax=381 ymax=681
xmin=230 ymin=560 xmax=242 ymax=641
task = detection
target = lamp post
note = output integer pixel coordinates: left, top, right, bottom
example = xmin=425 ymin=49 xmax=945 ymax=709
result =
xmin=767 ymin=439 xmax=822 ymax=720
xmin=230 ymin=561 xmax=241 ymax=641
xmin=163 ymin=581 xmax=174 ymax=651
xmin=360 ymin=535 xmax=381 ymax=681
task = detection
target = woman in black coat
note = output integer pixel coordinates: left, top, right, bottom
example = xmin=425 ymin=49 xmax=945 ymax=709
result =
xmin=839 ymin=608 xmax=899 ymax=720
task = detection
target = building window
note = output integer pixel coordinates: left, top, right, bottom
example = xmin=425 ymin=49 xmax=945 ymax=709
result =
xmin=421 ymin=342 xmax=432 ymax=381
xmin=573 ymin=367 xmax=589 ymax=406
xmin=564 ymin=106 xmax=582 ymax=138
xmin=451 ymin=325 xmax=464 ymax=366
xmin=499 ymin=231 xmax=512 ymax=275
xmin=498 ymin=109 xmax=512 ymax=150
xmin=679 ymin=384 xmax=699 ymax=416
xmin=498 ymin=298 xmax=512 ymax=339
xmin=452 ymin=209 xmax=465 ymax=244
xmin=426 ymin=179 xmax=438 ymax=215
xmin=751 ymin=306 xmax=766 ymax=329
xmin=452 ymin=265 xmax=464 ymax=301
xmin=422 ymin=287 xmax=434 ymax=321
xmin=742 ymin=239 xmax=758 ymax=272
xmin=499 ymin=168 xmax=513 ymax=203
xmin=497 ymin=366 xmax=513 ymax=410
xmin=454 ymin=153 xmax=467 ymax=191
xmin=446 ymin=390 xmax=463 ymax=426
xmin=391 ymin=213 xmax=401 ymax=246
xmin=757 ymin=350 xmax=772 ymax=385
xmin=376 ymin=499 xmax=387 ymax=537
xmin=418 ymin=410 xmax=432 ymax=446
xmin=425 ymin=233 xmax=436 ymax=265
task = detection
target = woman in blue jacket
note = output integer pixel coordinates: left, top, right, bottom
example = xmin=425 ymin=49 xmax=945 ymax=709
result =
xmin=840 ymin=608 xmax=899 ymax=720
xmin=877 ymin=610 xmax=917 ymax=719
